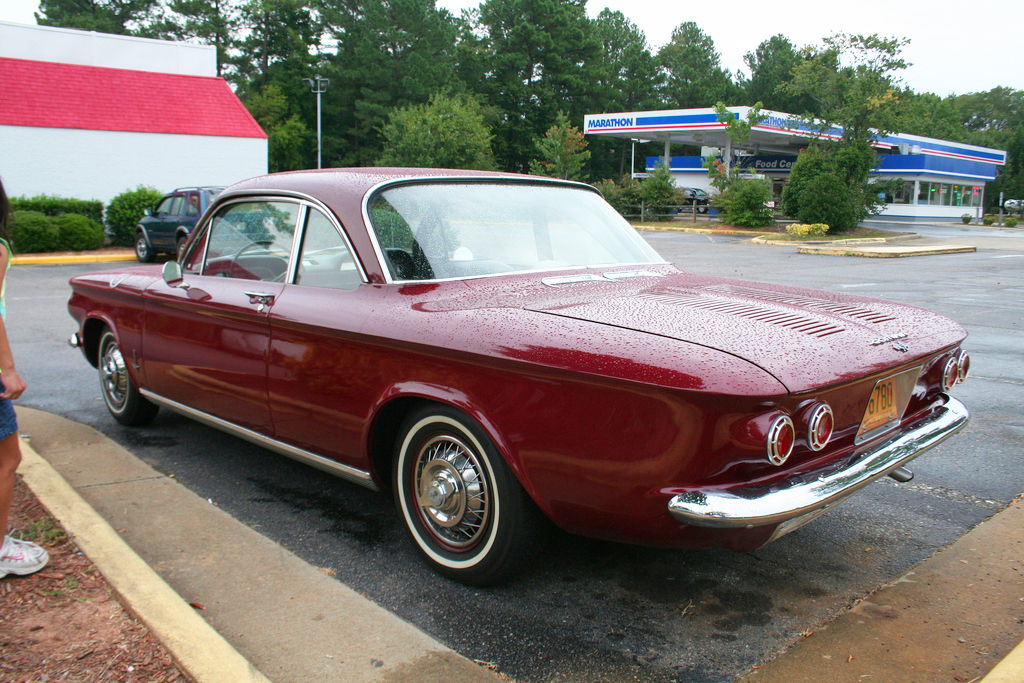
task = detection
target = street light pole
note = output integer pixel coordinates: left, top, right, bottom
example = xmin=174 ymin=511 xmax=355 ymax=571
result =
xmin=302 ymin=74 xmax=330 ymax=169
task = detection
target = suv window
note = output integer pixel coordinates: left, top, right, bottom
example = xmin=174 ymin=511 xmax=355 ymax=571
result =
xmin=185 ymin=192 xmax=201 ymax=216
xmin=169 ymin=194 xmax=186 ymax=217
xmin=153 ymin=197 xmax=174 ymax=217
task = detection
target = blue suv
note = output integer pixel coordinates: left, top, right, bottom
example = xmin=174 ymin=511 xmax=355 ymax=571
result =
xmin=135 ymin=187 xmax=223 ymax=262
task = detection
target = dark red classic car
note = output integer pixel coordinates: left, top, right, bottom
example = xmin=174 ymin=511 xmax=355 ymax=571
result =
xmin=68 ymin=168 xmax=970 ymax=584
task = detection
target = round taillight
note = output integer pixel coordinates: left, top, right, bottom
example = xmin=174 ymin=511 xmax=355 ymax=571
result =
xmin=807 ymin=403 xmax=834 ymax=451
xmin=957 ymin=350 xmax=970 ymax=383
xmin=941 ymin=356 xmax=959 ymax=392
xmin=767 ymin=415 xmax=795 ymax=466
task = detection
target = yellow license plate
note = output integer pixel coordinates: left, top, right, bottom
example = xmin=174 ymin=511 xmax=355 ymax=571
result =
xmin=859 ymin=376 xmax=899 ymax=436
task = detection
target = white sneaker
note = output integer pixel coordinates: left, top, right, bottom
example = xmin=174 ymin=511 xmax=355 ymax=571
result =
xmin=0 ymin=534 xmax=50 ymax=578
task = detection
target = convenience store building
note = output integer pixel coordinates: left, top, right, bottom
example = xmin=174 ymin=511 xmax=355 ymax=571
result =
xmin=584 ymin=107 xmax=1007 ymax=222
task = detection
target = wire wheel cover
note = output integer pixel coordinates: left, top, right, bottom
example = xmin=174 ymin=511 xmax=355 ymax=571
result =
xmin=413 ymin=435 xmax=490 ymax=550
xmin=100 ymin=340 xmax=129 ymax=410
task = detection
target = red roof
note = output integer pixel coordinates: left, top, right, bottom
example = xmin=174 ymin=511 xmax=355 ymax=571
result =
xmin=0 ymin=57 xmax=266 ymax=139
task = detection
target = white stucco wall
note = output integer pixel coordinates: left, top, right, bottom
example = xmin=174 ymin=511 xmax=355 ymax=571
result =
xmin=0 ymin=125 xmax=267 ymax=204
xmin=0 ymin=20 xmax=216 ymax=76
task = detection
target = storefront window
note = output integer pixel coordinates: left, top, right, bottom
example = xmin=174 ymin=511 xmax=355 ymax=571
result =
xmin=886 ymin=181 xmax=914 ymax=204
xmin=918 ymin=182 xmax=932 ymax=205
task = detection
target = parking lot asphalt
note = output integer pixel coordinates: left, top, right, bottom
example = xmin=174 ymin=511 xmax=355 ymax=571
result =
xmin=11 ymin=226 xmax=1024 ymax=682
xmin=18 ymin=406 xmax=1023 ymax=683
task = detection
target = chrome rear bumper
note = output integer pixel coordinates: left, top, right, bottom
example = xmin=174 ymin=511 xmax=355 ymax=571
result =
xmin=667 ymin=395 xmax=969 ymax=532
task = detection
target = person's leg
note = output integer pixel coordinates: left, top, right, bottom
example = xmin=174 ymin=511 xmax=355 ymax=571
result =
xmin=0 ymin=430 xmax=18 ymax=536
xmin=0 ymin=423 xmax=49 ymax=578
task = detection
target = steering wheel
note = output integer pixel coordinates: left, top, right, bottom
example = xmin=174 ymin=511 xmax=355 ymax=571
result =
xmin=230 ymin=240 xmax=284 ymax=281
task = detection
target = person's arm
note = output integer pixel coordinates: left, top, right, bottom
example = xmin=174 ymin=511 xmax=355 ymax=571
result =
xmin=0 ymin=244 xmax=26 ymax=400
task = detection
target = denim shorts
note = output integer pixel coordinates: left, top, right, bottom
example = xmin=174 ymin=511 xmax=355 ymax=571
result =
xmin=0 ymin=379 xmax=18 ymax=441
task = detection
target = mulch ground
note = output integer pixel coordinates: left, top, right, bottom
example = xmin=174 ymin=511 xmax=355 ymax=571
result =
xmin=0 ymin=476 xmax=186 ymax=682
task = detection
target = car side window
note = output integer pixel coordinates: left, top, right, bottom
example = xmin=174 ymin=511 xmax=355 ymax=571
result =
xmin=169 ymin=194 xmax=186 ymax=217
xmin=185 ymin=192 xmax=201 ymax=217
xmin=294 ymin=209 xmax=361 ymax=290
xmin=200 ymin=201 xmax=299 ymax=282
xmin=153 ymin=197 xmax=173 ymax=217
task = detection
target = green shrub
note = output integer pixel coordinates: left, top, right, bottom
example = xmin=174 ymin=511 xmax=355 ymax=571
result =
xmin=961 ymin=214 xmax=972 ymax=225
xmin=982 ymin=215 xmax=995 ymax=226
xmin=106 ymin=185 xmax=163 ymax=247
xmin=714 ymin=177 xmax=775 ymax=228
xmin=785 ymin=223 xmax=830 ymax=238
xmin=10 ymin=194 xmax=104 ymax=224
xmin=792 ymin=172 xmax=861 ymax=232
xmin=54 ymin=213 xmax=105 ymax=251
xmin=1006 ymin=216 xmax=1019 ymax=228
xmin=10 ymin=211 xmax=61 ymax=253
xmin=639 ymin=166 xmax=683 ymax=220
xmin=593 ymin=177 xmax=643 ymax=216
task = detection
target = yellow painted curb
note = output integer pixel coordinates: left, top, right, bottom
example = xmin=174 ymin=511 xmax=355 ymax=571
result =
xmin=980 ymin=638 xmax=1024 ymax=682
xmin=17 ymin=438 xmax=272 ymax=683
xmin=634 ymin=224 xmax=772 ymax=237
xmin=12 ymin=253 xmax=137 ymax=265
xmin=752 ymin=236 xmax=889 ymax=246
xmin=797 ymin=245 xmax=977 ymax=258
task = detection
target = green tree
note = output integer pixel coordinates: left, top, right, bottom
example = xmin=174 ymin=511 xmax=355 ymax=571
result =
xmin=378 ymin=92 xmax=495 ymax=170
xmin=321 ymin=0 xmax=460 ymax=167
xmin=230 ymin=0 xmax=321 ymax=89
xmin=244 ymin=83 xmax=310 ymax=171
xmin=780 ymin=34 xmax=911 ymax=230
xmin=36 ymin=0 xmax=162 ymax=35
xmin=901 ymin=91 xmax=964 ymax=142
xmin=784 ymin=33 xmax=910 ymax=142
xmin=591 ymin=9 xmax=662 ymax=180
xmin=740 ymin=34 xmax=818 ymax=114
xmin=781 ymin=141 xmax=887 ymax=231
xmin=529 ymin=111 xmax=590 ymax=179
xmin=153 ymin=0 xmax=237 ymax=76
xmin=475 ymin=0 xmax=603 ymax=172
xmin=658 ymin=22 xmax=735 ymax=109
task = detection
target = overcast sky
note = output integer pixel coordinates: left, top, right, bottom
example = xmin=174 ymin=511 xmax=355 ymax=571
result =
xmin=3 ymin=0 xmax=1020 ymax=97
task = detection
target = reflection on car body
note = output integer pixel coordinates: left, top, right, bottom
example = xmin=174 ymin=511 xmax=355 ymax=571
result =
xmin=68 ymin=168 xmax=970 ymax=584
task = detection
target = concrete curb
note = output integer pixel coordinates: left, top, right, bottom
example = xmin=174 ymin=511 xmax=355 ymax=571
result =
xmin=633 ymin=224 xmax=773 ymax=237
xmin=17 ymin=408 xmax=504 ymax=683
xmin=796 ymin=244 xmax=977 ymax=258
xmin=11 ymin=253 xmax=137 ymax=265
xmin=982 ymin=639 xmax=1024 ymax=683
xmin=751 ymin=236 xmax=891 ymax=246
xmin=17 ymin=437 xmax=272 ymax=683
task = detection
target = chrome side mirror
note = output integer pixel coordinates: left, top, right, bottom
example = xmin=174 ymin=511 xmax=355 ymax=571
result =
xmin=162 ymin=260 xmax=189 ymax=289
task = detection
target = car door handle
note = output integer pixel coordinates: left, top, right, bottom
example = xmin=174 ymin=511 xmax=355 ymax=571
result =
xmin=244 ymin=291 xmax=276 ymax=312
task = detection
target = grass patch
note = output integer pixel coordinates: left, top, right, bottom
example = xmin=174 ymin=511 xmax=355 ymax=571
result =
xmin=25 ymin=516 xmax=68 ymax=545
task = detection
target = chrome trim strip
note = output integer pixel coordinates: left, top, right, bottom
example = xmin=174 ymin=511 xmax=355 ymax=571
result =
xmin=667 ymin=395 xmax=969 ymax=529
xmin=138 ymin=389 xmax=380 ymax=491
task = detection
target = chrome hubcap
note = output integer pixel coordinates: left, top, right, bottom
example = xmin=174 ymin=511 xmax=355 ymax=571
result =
xmin=100 ymin=341 xmax=128 ymax=409
xmin=414 ymin=435 xmax=489 ymax=549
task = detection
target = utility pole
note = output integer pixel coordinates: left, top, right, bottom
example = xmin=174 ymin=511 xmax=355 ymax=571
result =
xmin=302 ymin=74 xmax=330 ymax=169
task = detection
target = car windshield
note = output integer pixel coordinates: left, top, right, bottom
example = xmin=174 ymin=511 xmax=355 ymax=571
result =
xmin=368 ymin=181 xmax=663 ymax=281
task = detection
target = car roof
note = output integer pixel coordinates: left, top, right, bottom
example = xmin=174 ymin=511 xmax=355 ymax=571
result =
xmin=216 ymin=168 xmax=588 ymax=286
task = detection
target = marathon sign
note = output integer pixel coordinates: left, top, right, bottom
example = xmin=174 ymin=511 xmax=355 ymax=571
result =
xmin=759 ymin=115 xmax=792 ymax=129
xmin=588 ymin=117 xmax=634 ymax=130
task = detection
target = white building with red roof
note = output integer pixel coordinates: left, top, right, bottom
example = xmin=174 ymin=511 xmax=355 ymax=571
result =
xmin=0 ymin=21 xmax=267 ymax=204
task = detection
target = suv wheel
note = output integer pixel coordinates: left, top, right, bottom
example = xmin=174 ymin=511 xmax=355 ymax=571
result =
xmin=135 ymin=232 xmax=155 ymax=263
